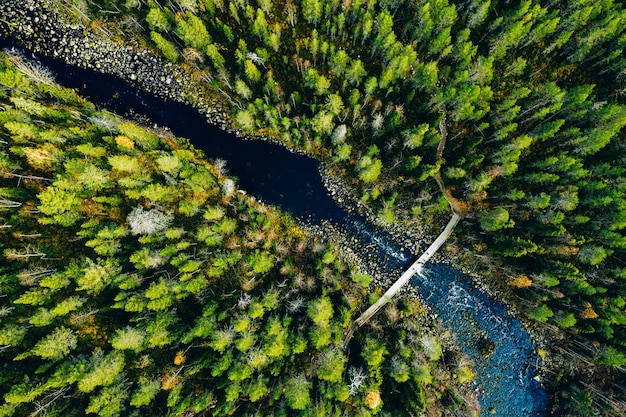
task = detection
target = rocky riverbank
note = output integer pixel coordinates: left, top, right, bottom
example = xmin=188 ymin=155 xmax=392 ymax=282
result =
xmin=0 ymin=0 xmax=232 ymax=125
xmin=0 ymin=0 xmax=325 ymax=154
xmin=0 ymin=0 xmax=440 ymax=316
xmin=0 ymin=0 xmax=433 ymax=247
xmin=0 ymin=0 xmax=536 ymax=321
xmin=0 ymin=0 xmax=467 ymax=315
xmin=0 ymin=4 xmax=553 ymax=413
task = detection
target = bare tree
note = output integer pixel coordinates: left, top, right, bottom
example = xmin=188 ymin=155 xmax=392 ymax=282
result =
xmin=128 ymin=206 xmax=173 ymax=235
xmin=347 ymin=366 xmax=367 ymax=395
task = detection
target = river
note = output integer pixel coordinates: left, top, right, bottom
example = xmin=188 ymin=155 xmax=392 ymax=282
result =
xmin=1 ymin=42 xmax=548 ymax=416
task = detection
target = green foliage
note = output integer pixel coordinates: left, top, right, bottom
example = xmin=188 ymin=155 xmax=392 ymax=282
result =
xmin=554 ymin=313 xmax=577 ymax=329
xmin=390 ymin=357 xmax=411 ymax=382
xmin=597 ymin=347 xmax=626 ymax=368
xmin=17 ymin=326 xmax=77 ymax=361
xmin=247 ymin=251 xmax=274 ymax=274
xmin=357 ymin=153 xmax=383 ymax=184
xmin=317 ymin=349 xmax=347 ymax=382
xmin=50 ymin=295 xmax=84 ymax=316
xmin=150 ymin=31 xmax=179 ymax=62
xmin=244 ymin=60 xmax=262 ymax=83
xmin=37 ymin=186 xmax=82 ymax=226
xmin=78 ymin=351 xmax=125 ymax=393
xmin=362 ymin=337 xmax=388 ymax=369
xmin=75 ymin=258 xmax=121 ymax=295
xmin=146 ymin=7 xmax=172 ymax=32
xmin=352 ymin=272 xmax=372 ymax=288
xmin=237 ymin=110 xmax=255 ymax=131
xmin=309 ymin=325 xmax=332 ymax=349
xmin=248 ymin=377 xmax=269 ymax=402
xmin=306 ymin=296 xmax=333 ymax=327
xmin=284 ymin=375 xmax=311 ymax=410
xmin=210 ymin=329 xmax=234 ymax=353
xmin=175 ymin=12 xmax=211 ymax=50
xmin=304 ymin=68 xmax=330 ymax=96
xmin=129 ymin=377 xmax=160 ymax=407
xmin=85 ymin=383 xmax=128 ymax=417
xmin=478 ymin=207 xmax=514 ymax=232
xmin=0 ymin=324 xmax=26 ymax=346
xmin=527 ymin=304 xmax=554 ymax=323
xmin=110 ymin=326 xmax=146 ymax=353
xmin=577 ymin=245 xmax=611 ymax=266
xmin=117 ymin=122 xmax=159 ymax=151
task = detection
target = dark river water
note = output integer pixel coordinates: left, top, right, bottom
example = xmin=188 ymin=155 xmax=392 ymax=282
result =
xmin=2 ymin=43 xmax=548 ymax=417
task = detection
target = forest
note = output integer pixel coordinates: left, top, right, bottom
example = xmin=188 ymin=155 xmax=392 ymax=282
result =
xmin=1 ymin=0 xmax=626 ymax=415
xmin=0 ymin=52 xmax=478 ymax=416
xmin=62 ymin=0 xmax=626 ymax=414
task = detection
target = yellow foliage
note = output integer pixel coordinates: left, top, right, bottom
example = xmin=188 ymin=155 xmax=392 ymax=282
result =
xmin=289 ymin=226 xmax=307 ymax=241
xmin=161 ymin=372 xmax=181 ymax=390
xmin=364 ymin=390 xmax=381 ymax=409
xmin=23 ymin=146 xmax=57 ymax=171
xmin=509 ymin=274 xmax=532 ymax=288
xmin=174 ymin=350 xmax=186 ymax=365
xmin=473 ymin=242 xmax=487 ymax=252
xmin=581 ymin=302 xmax=598 ymax=319
xmin=548 ymin=245 xmax=579 ymax=257
xmin=71 ymin=314 xmax=106 ymax=347
xmin=135 ymin=354 xmax=152 ymax=369
xmin=115 ymin=135 xmax=134 ymax=149
xmin=81 ymin=199 xmax=106 ymax=217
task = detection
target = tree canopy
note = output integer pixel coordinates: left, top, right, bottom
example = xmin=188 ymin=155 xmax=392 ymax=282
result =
xmin=0 ymin=52 xmax=477 ymax=417
xmin=3 ymin=0 xmax=626 ymax=413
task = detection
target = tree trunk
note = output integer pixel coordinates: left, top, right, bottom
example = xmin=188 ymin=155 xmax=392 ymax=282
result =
xmin=343 ymin=109 xmax=464 ymax=348
xmin=343 ymin=212 xmax=461 ymax=347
